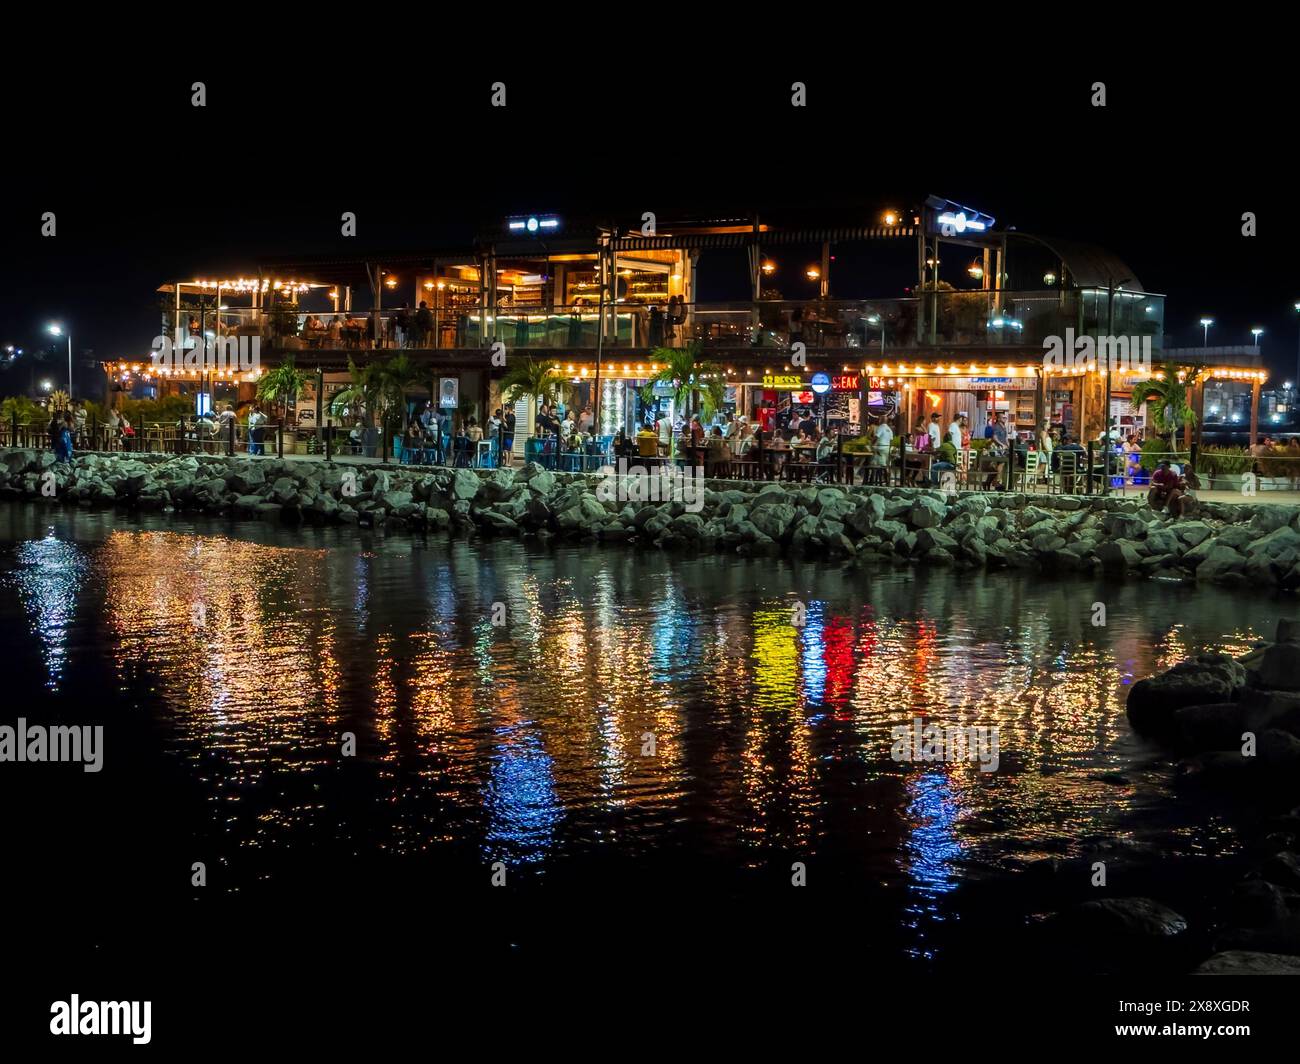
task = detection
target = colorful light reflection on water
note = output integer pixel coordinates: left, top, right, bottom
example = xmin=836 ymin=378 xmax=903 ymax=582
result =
xmin=0 ymin=507 xmax=1280 ymax=960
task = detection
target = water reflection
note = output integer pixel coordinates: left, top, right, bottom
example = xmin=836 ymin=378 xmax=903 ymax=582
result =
xmin=8 ymin=532 xmax=87 ymax=690
xmin=0 ymin=505 xmax=1287 ymax=958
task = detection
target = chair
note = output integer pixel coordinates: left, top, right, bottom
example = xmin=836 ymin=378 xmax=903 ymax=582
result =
xmin=1019 ymin=450 xmax=1039 ymax=492
xmin=1053 ymin=451 xmax=1080 ymax=494
xmin=955 ymin=448 xmax=974 ymax=489
xmin=475 ymin=440 xmax=493 ymax=468
xmin=392 ymin=435 xmax=405 ymax=463
xmin=453 ymin=435 xmax=472 ymax=467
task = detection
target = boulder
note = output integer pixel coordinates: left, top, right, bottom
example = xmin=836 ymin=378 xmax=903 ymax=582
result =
xmin=1063 ymin=897 xmax=1188 ymax=938
xmin=1127 ymin=654 xmax=1247 ymax=737
xmin=750 ymin=502 xmax=797 ymax=541
xmin=1096 ymin=540 xmax=1142 ymax=571
xmin=1194 ymin=950 xmax=1300 ymax=975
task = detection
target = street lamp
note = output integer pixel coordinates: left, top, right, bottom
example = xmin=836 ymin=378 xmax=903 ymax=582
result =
xmin=47 ymin=323 xmax=72 ymax=398
xmin=1199 ymin=317 xmax=1214 ymax=346
xmin=1252 ymin=327 xmax=1264 ymax=348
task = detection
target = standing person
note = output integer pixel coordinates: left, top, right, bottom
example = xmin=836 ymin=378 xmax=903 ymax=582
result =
xmin=1038 ymin=420 xmax=1055 ymax=481
xmin=47 ymin=409 xmax=63 ymax=456
xmin=648 ymin=304 xmax=665 ymax=347
xmin=985 ymin=412 xmax=1008 ymax=447
xmin=947 ymin=413 xmax=964 ymax=450
xmin=73 ymin=403 xmax=87 ymax=447
xmin=106 ymin=406 xmax=121 ymax=441
xmin=927 ymin=412 xmax=942 ymax=451
xmin=657 ymin=409 xmax=673 ymax=457
xmin=58 ymin=412 xmax=75 ymax=463
xmin=502 ymin=406 xmax=516 ymax=466
xmin=872 ymin=416 xmax=894 ymax=468
xmin=578 ymin=405 xmax=594 ymax=434
xmin=246 ymin=405 xmax=266 ymax=455
xmin=415 ymin=301 xmax=434 ymax=347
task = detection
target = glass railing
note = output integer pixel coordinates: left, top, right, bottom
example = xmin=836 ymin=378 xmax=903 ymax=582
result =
xmin=190 ymin=289 xmax=1164 ymax=354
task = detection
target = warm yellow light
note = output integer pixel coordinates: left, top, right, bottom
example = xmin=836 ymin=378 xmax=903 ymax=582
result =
xmin=805 ymin=266 xmax=820 ymax=281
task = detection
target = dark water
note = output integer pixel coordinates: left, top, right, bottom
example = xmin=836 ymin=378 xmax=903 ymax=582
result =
xmin=0 ymin=504 xmax=1290 ymax=970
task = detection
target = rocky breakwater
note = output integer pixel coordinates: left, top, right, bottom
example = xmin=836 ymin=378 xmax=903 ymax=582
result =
xmin=3 ymin=448 xmax=1300 ymax=589
xmin=1031 ymin=620 xmax=1300 ymax=975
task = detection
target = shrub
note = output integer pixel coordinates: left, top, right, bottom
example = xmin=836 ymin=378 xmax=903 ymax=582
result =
xmin=1200 ymin=447 xmax=1252 ymax=477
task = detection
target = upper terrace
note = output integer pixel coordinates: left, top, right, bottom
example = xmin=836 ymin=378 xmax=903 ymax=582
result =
xmin=157 ymin=199 xmax=1165 ymax=367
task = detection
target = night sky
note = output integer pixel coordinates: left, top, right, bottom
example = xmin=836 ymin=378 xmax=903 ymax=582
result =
xmin=2 ymin=54 xmax=1293 ymax=392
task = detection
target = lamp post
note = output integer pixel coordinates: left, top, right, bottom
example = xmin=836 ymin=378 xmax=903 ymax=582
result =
xmin=1199 ymin=317 xmax=1214 ymax=347
xmin=47 ymin=323 xmax=72 ymax=399
xmin=1251 ymin=327 xmax=1264 ymax=348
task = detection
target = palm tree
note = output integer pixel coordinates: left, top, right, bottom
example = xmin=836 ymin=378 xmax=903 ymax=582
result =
xmin=639 ymin=342 xmax=724 ymax=457
xmin=256 ymin=355 xmax=309 ymax=425
xmin=377 ymin=353 xmax=424 ymax=434
xmin=329 ymin=357 xmax=382 ymax=425
xmin=1131 ymin=360 xmax=1198 ymax=452
xmin=499 ymin=357 xmax=569 ymax=409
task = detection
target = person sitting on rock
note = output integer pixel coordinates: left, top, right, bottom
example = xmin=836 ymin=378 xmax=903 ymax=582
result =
xmin=1148 ymin=459 xmax=1190 ymax=517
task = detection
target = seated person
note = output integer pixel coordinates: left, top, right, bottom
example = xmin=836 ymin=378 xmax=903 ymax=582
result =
xmin=931 ymin=440 xmax=958 ymax=486
xmin=977 ymin=440 xmax=1007 ymax=489
xmin=1148 ymin=460 xmax=1191 ymax=517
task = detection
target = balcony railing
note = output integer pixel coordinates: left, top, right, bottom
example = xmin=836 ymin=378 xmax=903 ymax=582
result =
xmin=190 ymin=288 xmax=1163 ymax=356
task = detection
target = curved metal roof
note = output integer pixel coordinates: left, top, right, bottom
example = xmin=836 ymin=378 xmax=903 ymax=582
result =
xmin=1014 ymin=233 xmax=1144 ymax=291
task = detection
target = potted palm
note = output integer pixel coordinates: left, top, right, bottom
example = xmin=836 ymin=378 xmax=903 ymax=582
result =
xmin=256 ymin=355 xmax=309 ymax=454
xmin=1130 ymin=362 xmax=1198 ymax=456
xmin=639 ymin=342 xmax=724 ymax=459
xmin=500 ymin=357 xmax=572 ymax=463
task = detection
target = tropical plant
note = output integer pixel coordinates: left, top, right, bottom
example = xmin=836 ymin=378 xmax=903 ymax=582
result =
xmin=329 ymin=357 xmax=383 ymax=425
xmin=499 ymin=357 xmax=570 ymax=410
xmin=638 ymin=343 xmax=725 ymax=457
xmin=1130 ymin=361 xmax=1197 ymax=450
xmin=256 ymin=355 xmax=309 ymax=424
xmin=1 ymin=395 xmax=43 ymax=426
xmin=1199 ymin=446 xmax=1253 ymax=477
xmin=48 ymin=388 xmax=70 ymax=412
xmin=118 ymin=395 xmax=195 ymax=427
xmin=377 ymin=354 xmax=424 ymax=434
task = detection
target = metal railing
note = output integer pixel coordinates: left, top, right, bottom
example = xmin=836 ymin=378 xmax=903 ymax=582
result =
xmin=173 ymin=288 xmax=1165 ymax=355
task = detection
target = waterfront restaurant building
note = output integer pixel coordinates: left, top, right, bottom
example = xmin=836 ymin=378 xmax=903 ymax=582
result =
xmin=112 ymin=197 xmax=1267 ymax=451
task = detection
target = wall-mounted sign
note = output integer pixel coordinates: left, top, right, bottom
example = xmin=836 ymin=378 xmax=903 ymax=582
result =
xmin=762 ymin=374 xmax=805 ymax=390
xmin=832 ymin=374 xmax=860 ymax=391
xmin=810 ymin=372 xmax=831 ymax=395
xmin=439 ymin=377 xmax=459 ymax=409
xmin=792 ymin=391 xmax=814 ymax=405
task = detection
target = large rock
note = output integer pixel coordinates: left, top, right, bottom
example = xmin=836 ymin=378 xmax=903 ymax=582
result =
xmin=908 ymin=496 xmax=946 ymax=529
xmin=451 ymin=468 xmax=481 ymax=501
xmin=750 ymin=502 xmax=796 ymax=541
xmin=1063 ymin=897 xmax=1188 ymax=938
xmin=1196 ymin=544 xmax=1246 ymax=581
xmin=1194 ymin=950 xmax=1300 ymax=974
xmin=1127 ymin=654 xmax=1247 ymax=737
xmin=1096 ymin=540 xmax=1142 ymax=571
xmin=1168 ymin=703 xmax=1246 ymax=751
